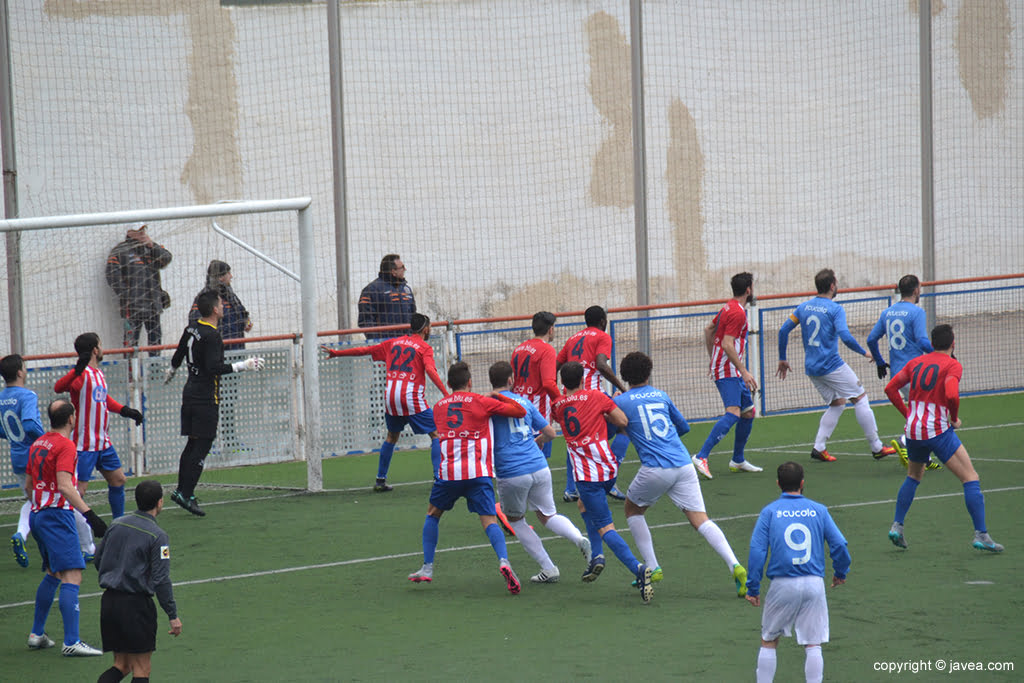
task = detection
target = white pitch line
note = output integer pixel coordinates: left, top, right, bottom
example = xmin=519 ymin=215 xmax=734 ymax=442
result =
xmin=2 ymin=485 xmax=1021 ymax=612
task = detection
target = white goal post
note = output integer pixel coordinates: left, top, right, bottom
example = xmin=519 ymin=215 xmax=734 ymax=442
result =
xmin=0 ymin=197 xmax=324 ymax=492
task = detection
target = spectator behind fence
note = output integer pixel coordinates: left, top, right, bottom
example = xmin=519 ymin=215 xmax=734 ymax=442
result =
xmin=189 ymin=260 xmax=251 ymax=349
xmin=105 ymin=223 xmax=172 ymax=356
xmin=358 ymin=254 xmax=416 ymax=340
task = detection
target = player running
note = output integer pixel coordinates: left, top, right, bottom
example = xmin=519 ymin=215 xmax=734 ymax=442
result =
xmin=776 ymin=269 xmax=897 ymax=462
xmin=556 ymin=306 xmax=629 ymax=501
xmin=866 ymin=274 xmax=939 ymax=469
xmin=407 ymin=362 xmax=527 ymax=594
xmin=745 ymin=461 xmax=850 ymax=683
xmin=692 ymin=272 xmax=762 ymax=479
xmin=883 ymin=324 xmax=1003 ymax=552
xmin=53 ymin=334 xmax=143 ymax=558
xmin=1 ymin=354 xmax=45 ymax=567
xmin=489 ymin=361 xmax=591 ymax=583
xmin=552 ymin=361 xmax=653 ymax=603
xmin=615 ymin=352 xmax=747 ymax=596
xmin=322 ymin=313 xmax=447 ymax=491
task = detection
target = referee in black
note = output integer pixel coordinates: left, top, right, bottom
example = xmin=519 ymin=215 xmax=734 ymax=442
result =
xmin=166 ymin=289 xmax=264 ymax=516
xmin=95 ymin=480 xmax=182 ymax=683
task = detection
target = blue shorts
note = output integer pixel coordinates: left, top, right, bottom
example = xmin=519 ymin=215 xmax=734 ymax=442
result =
xmin=77 ymin=446 xmax=122 ymax=482
xmin=429 ymin=477 xmax=496 ymax=516
xmin=715 ymin=378 xmax=755 ymax=412
xmin=31 ymin=508 xmax=85 ymax=573
xmin=907 ymin=430 xmax=962 ymax=464
xmin=385 ymin=409 xmax=436 ymax=435
xmin=577 ymin=479 xmax=618 ymax=529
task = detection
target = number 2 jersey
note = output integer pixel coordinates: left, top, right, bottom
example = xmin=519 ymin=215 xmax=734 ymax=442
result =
xmin=779 ymin=296 xmax=868 ymax=376
xmin=432 ymin=391 xmax=526 ymax=480
xmin=884 ymin=351 xmax=961 ymax=440
xmin=327 ymin=334 xmax=445 ymax=416
xmin=552 ymin=389 xmax=618 ymax=482
xmin=745 ymin=492 xmax=850 ymax=596
xmin=613 ymin=386 xmax=691 ymax=468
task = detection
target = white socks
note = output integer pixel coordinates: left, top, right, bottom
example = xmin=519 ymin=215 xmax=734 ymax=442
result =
xmin=756 ymin=647 xmax=777 ymax=682
xmin=543 ymin=513 xmax=584 ymax=543
xmin=804 ymin=645 xmax=823 ymax=682
xmin=697 ymin=519 xmax=739 ymax=569
xmin=510 ymin=519 xmax=556 ymax=572
xmin=853 ymin=398 xmax=883 ymax=452
xmin=627 ymin=515 xmax=658 ymax=568
xmin=18 ymin=500 xmax=31 ymax=539
xmin=814 ymin=404 xmax=844 ymax=451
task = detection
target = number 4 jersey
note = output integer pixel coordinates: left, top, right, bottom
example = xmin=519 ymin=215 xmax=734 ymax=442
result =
xmin=327 ymin=334 xmax=445 ymax=416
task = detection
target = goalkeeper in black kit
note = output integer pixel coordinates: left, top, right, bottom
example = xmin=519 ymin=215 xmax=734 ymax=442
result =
xmin=165 ymin=289 xmax=264 ymax=516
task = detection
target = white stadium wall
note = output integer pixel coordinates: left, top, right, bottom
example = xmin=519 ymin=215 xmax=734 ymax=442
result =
xmin=1 ymin=0 xmax=1021 ymax=354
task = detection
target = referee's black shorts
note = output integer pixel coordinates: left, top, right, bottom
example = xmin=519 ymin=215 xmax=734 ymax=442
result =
xmin=101 ymin=589 xmax=157 ymax=654
xmin=181 ymin=401 xmax=219 ymax=439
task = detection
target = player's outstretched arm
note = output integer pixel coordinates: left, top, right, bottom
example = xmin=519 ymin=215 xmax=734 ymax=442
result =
xmin=884 ymin=367 xmax=912 ymax=416
xmin=596 ymin=354 xmax=627 ymax=393
xmin=488 ymin=393 xmax=528 ymax=418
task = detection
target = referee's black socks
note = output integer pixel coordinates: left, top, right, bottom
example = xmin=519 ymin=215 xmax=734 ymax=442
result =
xmin=97 ymin=666 xmax=127 ymax=683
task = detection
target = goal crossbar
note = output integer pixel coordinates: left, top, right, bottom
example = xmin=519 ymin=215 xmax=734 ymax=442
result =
xmin=0 ymin=197 xmax=323 ymax=493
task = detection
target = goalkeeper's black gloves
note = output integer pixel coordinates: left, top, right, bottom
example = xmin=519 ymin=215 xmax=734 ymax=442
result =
xmin=120 ymin=406 xmax=144 ymax=425
xmin=83 ymin=509 xmax=107 ymax=538
xmin=876 ymin=363 xmax=889 ymax=380
xmin=74 ymin=351 xmax=91 ymax=376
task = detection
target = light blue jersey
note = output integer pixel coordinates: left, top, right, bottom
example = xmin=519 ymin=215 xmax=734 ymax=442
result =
xmin=613 ymin=386 xmax=691 ymax=468
xmin=779 ymin=297 xmax=867 ymax=376
xmin=746 ymin=493 xmax=850 ymax=597
xmin=491 ymin=390 xmax=549 ymax=479
xmin=866 ymin=301 xmax=933 ymax=376
xmin=0 ymin=385 xmax=44 ymax=473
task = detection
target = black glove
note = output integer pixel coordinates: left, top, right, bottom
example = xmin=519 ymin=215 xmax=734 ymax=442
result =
xmin=74 ymin=351 xmax=91 ymax=376
xmin=83 ymin=509 xmax=108 ymax=538
xmin=120 ymin=406 xmax=144 ymax=425
xmin=876 ymin=363 xmax=889 ymax=380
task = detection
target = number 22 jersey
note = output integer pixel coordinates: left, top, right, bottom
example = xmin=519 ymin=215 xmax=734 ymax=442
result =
xmin=330 ymin=334 xmax=444 ymax=416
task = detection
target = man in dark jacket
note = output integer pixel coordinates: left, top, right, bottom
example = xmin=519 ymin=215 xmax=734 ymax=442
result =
xmin=105 ymin=224 xmax=172 ymax=355
xmin=358 ymin=254 xmax=416 ymax=340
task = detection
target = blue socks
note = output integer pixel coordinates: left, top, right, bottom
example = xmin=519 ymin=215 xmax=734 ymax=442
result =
xmin=377 ymin=441 xmax=396 ymax=480
xmin=58 ymin=583 xmax=80 ymax=646
xmin=698 ymin=412 xmax=740 ymax=460
xmin=484 ymin=522 xmax=509 ymax=560
xmin=602 ymin=529 xmax=641 ymax=574
xmin=963 ymin=480 xmax=986 ymax=532
xmin=610 ymin=434 xmax=630 ymax=464
xmin=565 ymin=455 xmax=576 ymax=494
xmin=894 ymin=476 xmax=920 ymax=524
xmin=32 ymin=573 xmax=60 ymax=636
xmin=582 ymin=512 xmax=604 ymax=558
xmin=421 ymin=515 xmax=439 ymax=564
xmin=733 ymin=417 xmax=754 ymax=463
xmin=108 ymin=485 xmax=125 ymax=518
xmin=429 ymin=438 xmax=441 ymax=480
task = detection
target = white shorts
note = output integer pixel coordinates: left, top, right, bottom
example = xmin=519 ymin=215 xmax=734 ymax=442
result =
xmin=626 ymin=464 xmax=706 ymax=513
xmin=809 ymin=363 xmax=864 ymax=404
xmin=761 ymin=575 xmax=829 ymax=645
xmin=496 ymin=467 xmax=556 ymax=518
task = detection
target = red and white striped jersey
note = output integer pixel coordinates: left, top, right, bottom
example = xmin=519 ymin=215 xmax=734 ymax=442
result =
xmin=433 ymin=391 xmax=526 ymax=481
xmin=27 ymin=432 xmax=78 ymax=512
xmin=326 ymin=335 xmax=445 ymax=416
xmin=709 ymin=299 xmax=748 ymax=380
xmin=54 ymin=367 xmax=125 ymax=452
xmin=511 ymin=338 xmax=559 ymax=421
xmin=885 ymin=351 xmax=962 ymax=440
xmin=552 ymin=389 xmax=618 ymax=482
xmin=556 ymin=327 xmax=613 ymax=391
